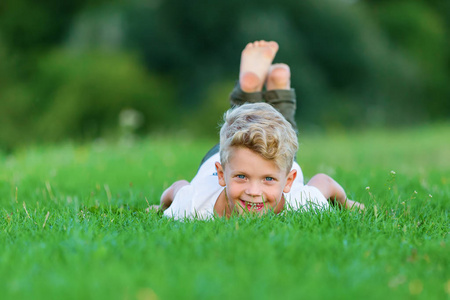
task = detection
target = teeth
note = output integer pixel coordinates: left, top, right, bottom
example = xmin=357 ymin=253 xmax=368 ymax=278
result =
xmin=246 ymin=202 xmax=263 ymax=208
xmin=241 ymin=200 xmax=265 ymax=210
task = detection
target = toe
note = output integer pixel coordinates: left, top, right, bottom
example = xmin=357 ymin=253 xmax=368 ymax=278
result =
xmin=268 ymin=41 xmax=279 ymax=52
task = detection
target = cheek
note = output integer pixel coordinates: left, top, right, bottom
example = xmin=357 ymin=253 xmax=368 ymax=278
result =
xmin=226 ymin=184 xmax=241 ymax=199
xmin=266 ymin=186 xmax=284 ymax=201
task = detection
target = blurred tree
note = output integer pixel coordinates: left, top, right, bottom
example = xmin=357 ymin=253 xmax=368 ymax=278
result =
xmin=124 ymin=0 xmax=243 ymax=107
xmin=0 ymin=0 xmax=449 ymax=149
xmin=123 ymin=0 xmax=441 ymax=129
xmin=0 ymin=50 xmax=175 ymax=149
xmin=34 ymin=50 xmax=175 ymax=141
xmin=370 ymin=0 xmax=450 ymax=119
xmin=0 ymin=0 xmax=110 ymax=82
xmin=0 ymin=0 xmax=107 ymax=52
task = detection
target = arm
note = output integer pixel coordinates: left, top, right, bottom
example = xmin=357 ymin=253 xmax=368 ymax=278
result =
xmin=306 ymin=173 xmax=365 ymax=211
xmin=160 ymin=180 xmax=190 ymax=211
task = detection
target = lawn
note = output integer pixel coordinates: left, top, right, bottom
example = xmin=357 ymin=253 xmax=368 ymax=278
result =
xmin=1 ymin=124 xmax=449 ymax=300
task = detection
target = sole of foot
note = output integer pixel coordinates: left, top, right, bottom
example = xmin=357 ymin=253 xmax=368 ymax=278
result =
xmin=239 ymin=40 xmax=279 ymax=93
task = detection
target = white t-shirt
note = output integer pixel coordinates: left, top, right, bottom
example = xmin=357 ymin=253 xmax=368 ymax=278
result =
xmin=163 ymin=153 xmax=329 ymax=220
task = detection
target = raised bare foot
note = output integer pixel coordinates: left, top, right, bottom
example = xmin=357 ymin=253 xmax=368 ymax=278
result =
xmin=265 ymin=63 xmax=291 ymax=90
xmin=239 ymin=40 xmax=279 ymax=93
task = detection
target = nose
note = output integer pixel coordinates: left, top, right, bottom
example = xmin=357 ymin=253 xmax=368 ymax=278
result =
xmin=245 ymin=181 xmax=262 ymax=197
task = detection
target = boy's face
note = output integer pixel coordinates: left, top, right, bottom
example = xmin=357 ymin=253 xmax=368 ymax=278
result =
xmin=215 ymin=147 xmax=297 ymax=215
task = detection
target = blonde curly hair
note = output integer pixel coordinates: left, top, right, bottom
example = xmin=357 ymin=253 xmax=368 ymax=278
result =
xmin=219 ymin=103 xmax=298 ymax=173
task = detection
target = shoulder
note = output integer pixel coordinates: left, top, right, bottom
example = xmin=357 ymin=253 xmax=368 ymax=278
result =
xmin=163 ymin=184 xmax=195 ymax=219
xmin=164 ymin=157 xmax=223 ymax=219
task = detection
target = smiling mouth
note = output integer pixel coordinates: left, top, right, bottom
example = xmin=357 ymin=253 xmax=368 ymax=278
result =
xmin=240 ymin=200 xmax=265 ymax=212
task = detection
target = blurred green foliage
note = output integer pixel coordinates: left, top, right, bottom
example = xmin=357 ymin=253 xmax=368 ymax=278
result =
xmin=0 ymin=0 xmax=449 ymax=150
xmin=0 ymin=50 xmax=175 ymax=148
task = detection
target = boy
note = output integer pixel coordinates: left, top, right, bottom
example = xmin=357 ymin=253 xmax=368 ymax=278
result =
xmin=159 ymin=40 xmax=364 ymax=219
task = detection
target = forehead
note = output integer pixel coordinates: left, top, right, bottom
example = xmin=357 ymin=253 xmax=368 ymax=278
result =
xmin=226 ymin=147 xmax=282 ymax=174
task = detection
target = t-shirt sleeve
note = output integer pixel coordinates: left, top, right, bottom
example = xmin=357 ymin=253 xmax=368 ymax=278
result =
xmin=162 ymin=177 xmax=222 ymax=220
xmin=285 ymin=185 xmax=329 ymax=211
xmin=163 ymin=185 xmax=195 ymax=220
xmin=162 ymin=153 xmax=222 ymax=220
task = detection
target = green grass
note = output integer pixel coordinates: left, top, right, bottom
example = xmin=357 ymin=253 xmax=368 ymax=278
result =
xmin=1 ymin=124 xmax=449 ymax=300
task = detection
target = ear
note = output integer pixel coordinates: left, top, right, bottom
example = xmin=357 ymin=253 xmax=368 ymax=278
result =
xmin=283 ymin=169 xmax=297 ymax=193
xmin=215 ymin=162 xmax=226 ymax=187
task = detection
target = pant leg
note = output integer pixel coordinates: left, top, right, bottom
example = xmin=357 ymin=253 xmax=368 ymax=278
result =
xmin=230 ymin=82 xmax=297 ymax=131
xmin=229 ymin=82 xmax=263 ymax=107
xmin=264 ymin=89 xmax=297 ymax=132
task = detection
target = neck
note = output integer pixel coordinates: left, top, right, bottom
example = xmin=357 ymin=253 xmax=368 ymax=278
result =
xmin=275 ymin=194 xmax=286 ymax=214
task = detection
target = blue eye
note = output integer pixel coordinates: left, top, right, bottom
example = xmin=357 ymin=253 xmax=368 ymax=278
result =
xmin=265 ymin=177 xmax=274 ymax=181
xmin=237 ymin=175 xmax=245 ymax=179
